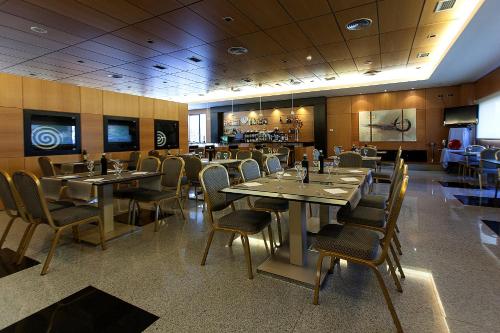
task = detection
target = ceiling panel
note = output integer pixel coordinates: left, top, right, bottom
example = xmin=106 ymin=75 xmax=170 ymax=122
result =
xmin=347 ymin=35 xmax=380 ymax=58
xmin=266 ymin=23 xmax=312 ymax=52
xmin=0 ymin=36 xmax=52 ymax=57
xmin=354 ymin=54 xmax=381 ymax=70
xmin=112 ymin=26 xmax=181 ymax=54
xmin=380 ymin=28 xmax=416 ymax=53
xmin=125 ymin=0 xmax=182 ymax=15
xmin=412 ymin=22 xmax=448 ymax=48
xmin=77 ymin=40 xmax=144 ymax=62
xmin=21 ymin=59 xmax=85 ymax=76
xmin=135 ymin=18 xmax=205 ymax=49
xmin=408 ymin=47 xmax=432 ymax=64
xmin=0 ymin=25 xmax=68 ymax=50
xmin=76 ymin=0 xmax=153 ymax=24
xmin=381 ymin=50 xmax=410 ymax=67
xmin=0 ymin=44 xmax=39 ymax=60
xmin=298 ymin=14 xmax=344 ymax=45
xmin=92 ymin=34 xmax=161 ymax=58
xmin=335 ymin=3 xmax=379 ymax=40
xmin=306 ymin=63 xmax=336 ymax=77
xmin=419 ymin=0 xmax=465 ymax=25
xmin=317 ymin=42 xmax=351 ymax=61
xmin=236 ymin=31 xmax=285 ymax=58
xmin=31 ymin=56 xmax=101 ymax=73
xmin=278 ymin=0 xmax=331 ymax=21
xmin=38 ymin=52 xmax=112 ymax=70
xmin=62 ymin=46 xmax=129 ymax=66
xmin=378 ymin=0 xmax=424 ymax=33
xmin=329 ymin=58 xmax=357 ymax=73
xmin=328 ymin=0 xmax=375 ymax=12
xmin=229 ymin=0 xmax=292 ymax=29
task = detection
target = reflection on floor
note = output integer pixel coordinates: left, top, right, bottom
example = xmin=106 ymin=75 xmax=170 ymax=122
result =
xmin=0 ymin=286 xmax=158 ymax=333
xmin=438 ymin=181 xmax=493 ymax=190
xmin=454 ymin=195 xmax=500 ymax=208
xmin=0 ymin=169 xmax=498 ymax=332
xmin=0 ymin=248 xmax=39 ymax=279
xmin=482 ymin=220 xmax=500 ymax=236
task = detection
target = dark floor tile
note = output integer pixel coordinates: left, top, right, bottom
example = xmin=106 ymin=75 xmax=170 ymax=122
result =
xmin=482 ymin=220 xmax=500 ymax=236
xmin=454 ymin=195 xmax=500 ymax=208
xmin=0 ymin=286 xmax=158 ymax=333
xmin=0 ymin=248 xmax=39 ymax=278
xmin=115 ymin=209 xmax=174 ymax=226
xmin=439 ymin=181 xmax=494 ymax=190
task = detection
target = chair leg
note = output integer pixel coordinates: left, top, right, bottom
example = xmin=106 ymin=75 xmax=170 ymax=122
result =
xmin=0 ymin=216 xmax=16 ymax=249
xmin=241 ymin=235 xmax=253 ymax=279
xmin=16 ymin=224 xmax=38 ymax=265
xmin=227 ymin=232 xmax=236 ymax=247
xmin=71 ymin=226 xmax=80 ymax=242
xmin=390 ymin=243 xmax=405 ymax=279
xmin=393 ymin=233 xmax=403 ymax=255
xmin=386 ymin=254 xmax=403 ymax=293
xmin=177 ymin=197 xmax=186 ymax=221
xmin=313 ymin=253 xmax=325 ymax=305
xmin=154 ymin=203 xmax=160 ymax=232
xmin=478 ymin=173 xmax=483 ymax=190
xmin=261 ymin=230 xmax=269 ymax=254
xmin=328 ymin=257 xmax=339 ymax=274
xmin=97 ymin=218 xmax=107 ymax=250
xmin=41 ymin=229 xmax=63 ymax=275
xmin=395 ymin=224 xmax=400 ymax=233
xmin=371 ymin=265 xmax=403 ymax=333
xmin=267 ymin=225 xmax=275 ymax=255
xmin=274 ymin=211 xmax=283 ymax=247
xmin=201 ymin=229 xmax=215 ymax=265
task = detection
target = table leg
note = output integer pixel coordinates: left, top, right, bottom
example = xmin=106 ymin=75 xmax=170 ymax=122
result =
xmin=289 ymin=201 xmax=307 ymax=266
xmin=319 ymin=205 xmax=332 ymax=229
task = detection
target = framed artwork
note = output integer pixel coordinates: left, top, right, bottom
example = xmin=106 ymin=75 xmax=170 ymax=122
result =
xmin=358 ymin=108 xmax=417 ymax=142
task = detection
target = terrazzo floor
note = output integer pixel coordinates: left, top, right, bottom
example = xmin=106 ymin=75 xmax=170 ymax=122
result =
xmin=0 ymin=169 xmax=499 ymax=332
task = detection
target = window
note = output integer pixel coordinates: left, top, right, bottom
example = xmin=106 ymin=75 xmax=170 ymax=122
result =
xmin=477 ymin=93 xmax=500 ymax=139
xmin=188 ymin=113 xmax=206 ymax=143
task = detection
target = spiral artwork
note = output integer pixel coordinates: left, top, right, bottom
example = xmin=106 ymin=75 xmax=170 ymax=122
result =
xmin=156 ymin=130 xmax=167 ymax=147
xmin=31 ymin=126 xmax=63 ymax=150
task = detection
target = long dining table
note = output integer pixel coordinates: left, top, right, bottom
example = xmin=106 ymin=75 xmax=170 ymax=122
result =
xmin=221 ymin=167 xmax=371 ymax=288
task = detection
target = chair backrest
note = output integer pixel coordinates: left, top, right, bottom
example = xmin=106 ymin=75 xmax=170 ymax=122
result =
xmin=388 ymin=159 xmax=404 ymax=196
xmin=194 ymin=147 xmax=205 ymax=157
xmin=262 ymin=147 xmax=272 ymax=154
xmin=466 ymin=145 xmax=485 ymax=153
xmin=199 ymin=164 xmax=231 ymax=213
xmin=236 ymin=150 xmax=252 ymax=160
xmin=251 ymin=150 xmax=264 ymax=167
xmin=339 ymin=152 xmax=362 ymax=167
xmin=161 ymin=157 xmax=184 ymax=194
xmin=230 ymin=149 xmax=239 ymax=159
xmin=480 ymin=148 xmax=500 ymax=169
xmin=182 ymin=155 xmax=203 ymax=182
xmin=277 ymin=147 xmax=290 ymax=164
xmin=12 ymin=171 xmax=54 ymax=226
xmin=362 ymin=147 xmax=377 ymax=157
xmin=265 ymin=156 xmax=282 ymax=175
xmin=128 ymin=151 xmax=141 ymax=170
xmin=0 ymin=170 xmax=23 ymax=217
xmin=40 ymin=178 xmax=63 ymax=201
xmin=312 ymin=149 xmax=320 ymax=161
xmin=239 ymin=159 xmax=261 ymax=182
xmin=496 ymin=150 xmax=500 ymax=160
xmin=215 ymin=151 xmax=230 ymax=159
xmin=334 ymin=146 xmax=342 ymax=156
xmin=38 ymin=157 xmax=56 ymax=177
xmin=139 ymin=156 xmax=161 ymax=172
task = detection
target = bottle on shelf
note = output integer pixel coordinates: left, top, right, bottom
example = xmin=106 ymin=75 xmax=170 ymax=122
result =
xmin=82 ymin=149 xmax=88 ymax=162
xmin=318 ymin=150 xmax=324 ymax=174
xmin=100 ymin=153 xmax=108 ymax=175
xmin=301 ymin=154 xmax=309 ymax=183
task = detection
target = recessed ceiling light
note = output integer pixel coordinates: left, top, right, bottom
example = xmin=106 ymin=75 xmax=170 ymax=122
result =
xmin=223 ymin=16 xmax=234 ymax=22
xmin=77 ymin=60 xmax=85 ymax=63
xmin=417 ymin=52 xmax=430 ymax=58
xmin=231 ymin=87 xmax=241 ymax=92
xmin=364 ymin=69 xmax=380 ymax=76
xmin=228 ymin=46 xmax=248 ymax=55
xmin=242 ymin=78 xmax=252 ymax=83
xmin=346 ymin=18 xmax=372 ymax=31
xmin=30 ymin=26 xmax=47 ymax=34
xmin=411 ymin=87 xmax=415 ymax=90
xmin=384 ymin=89 xmax=388 ymax=92
xmin=306 ymin=55 xmax=312 ymax=61
xmin=324 ymin=76 xmax=336 ymax=81
xmin=187 ymin=56 xmax=202 ymax=63
xmin=426 ymin=34 xmax=437 ymax=39
xmin=416 ymin=66 xmax=422 ymax=69
xmin=153 ymin=64 xmax=166 ymax=70
xmin=29 ymin=73 xmax=37 ymax=76
xmin=107 ymin=74 xmax=123 ymax=79
xmin=146 ymin=39 xmax=154 ymax=44
xmin=364 ymin=60 xmax=373 ymax=65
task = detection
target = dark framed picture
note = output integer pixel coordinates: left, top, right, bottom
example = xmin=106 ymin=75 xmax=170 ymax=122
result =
xmin=155 ymin=119 xmax=179 ymax=150
xmin=103 ymin=116 xmax=140 ymax=152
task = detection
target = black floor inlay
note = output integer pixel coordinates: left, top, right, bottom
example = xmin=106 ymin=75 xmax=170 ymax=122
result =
xmin=0 ymin=286 xmax=159 ymax=333
xmin=482 ymin=220 xmax=500 ymax=236
xmin=439 ymin=181 xmax=494 ymax=190
xmin=115 ymin=209 xmax=174 ymax=226
xmin=0 ymin=248 xmax=39 ymax=278
xmin=454 ymin=195 xmax=500 ymax=208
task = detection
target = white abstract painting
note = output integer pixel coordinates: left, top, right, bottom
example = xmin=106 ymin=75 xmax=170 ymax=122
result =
xmin=358 ymin=111 xmax=371 ymax=142
xmin=358 ymin=108 xmax=417 ymax=142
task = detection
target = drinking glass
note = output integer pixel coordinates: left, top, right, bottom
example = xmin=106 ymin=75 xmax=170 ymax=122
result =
xmin=362 ymin=148 xmax=368 ymax=157
xmin=333 ymin=156 xmax=340 ymax=175
xmin=113 ymin=160 xmax=123 ymax=176
xmin=276 ymin=170 xmax=284 ymax=189
xmin=87 ymin=160 xmax=94 ymax=176
xmin=312 ymin=160 xmax=319 ymax=172
xmin=326 ymin=161 xmax=333 ymax=179
xmin=300 ymin=167 xmax=307 ymax=188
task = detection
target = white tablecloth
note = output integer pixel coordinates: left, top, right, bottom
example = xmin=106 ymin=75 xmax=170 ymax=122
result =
xmin=440 ymin=149 xmax=465 ymax=168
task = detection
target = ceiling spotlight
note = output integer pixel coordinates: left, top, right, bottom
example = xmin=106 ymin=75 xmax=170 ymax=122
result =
xmin=364 ymin=69 xmax=380 ymax=76
xmin=346 ymin=18 xmax=372 ymax=31
xmin=306 ymin=55 xmax=312 ymax=61
xmin=325 ymin=76 xmax=336 ymax=81
xmin=384 ymin=89 xmax=387 ymax=92
xmin=364 ymin=60 xmax=373 ymax=65
xmin=417 ymin=52 xmax=430 ymax=58
xmin=30 ymin=26 xmax=47 ymax=34
xmin=146 ymin=39 xmax=154 ymax=44
xmin=29 ymin=73 xmax=37 ymax=76
xmin=107 ymin=74 xmax=123 ymax=79
xmin=77 ymin=60 xmax=85 ymax=63
xmin=228 ymin=46 xmax=248 ymax=55
xmin=153 ymin=64 xmax=166 ymax=70
xmin=187 ymin=56 xmax=202 ymax=63
xmin=411 ymin=87 xmax=415 ymax=90
xmin=223 ymin=16 xmax=234 ymax=22
xmin=426 ymin=34 xmax=437 ymax=39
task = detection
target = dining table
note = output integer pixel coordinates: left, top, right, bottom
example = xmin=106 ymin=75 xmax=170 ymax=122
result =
xmin=221 ymin=167 xmax=370 ymax=288
xmin=201 ymin=158 xmax=241 ymax=166
xmin=42 ymin=170 xmax=162 ymax=245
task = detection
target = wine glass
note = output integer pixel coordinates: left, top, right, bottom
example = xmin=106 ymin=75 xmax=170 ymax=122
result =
xmin=86 ymin=160 xmax=94 ymax=176
xmin=312 ymin=160 xmax=319 ymax=173
xmin=276 ymin=170 xmax=284 ymax=188
xmin=325 ymin=161 xmax=333 ymax=179
xmin=299 ymin=167 xmax=307 ymax=188
xmin=333 ymin=156 xmax=340 ymax=175
xmin=362 ymin=148 xmax=368 ymax=157
xmin=113 ymin=159 xmax=123 ymax=176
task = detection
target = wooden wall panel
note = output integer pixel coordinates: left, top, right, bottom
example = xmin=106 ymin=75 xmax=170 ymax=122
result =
xmin=81 ymin=113 xmax=103 ymax=154
xmin=0 ymin=107 xmax=24 ymax=158
xmin=81 ymin=87 xmax=103 ymax=114
xmin=154 ymin=99 xmax=178 ymax=120
xmin=459 ymin=83 xmax=475 ymax=105
xmin=23 ymin=78 xmax=81 ymax=112
xmin=140 ymin=118 xmax=154 ymax=152
xmin=0 ymin=158 xmax=25 ymax=174
xmin=0 ymin=73 xmax=22 ymax=108
xmin=475 ymin=67 xmax=500 ymax=100
xmin=103 ymin=91 xmax=139 ymax=117
xmin=178 ymin=103 xmax=188 ymax=153
xmin=139 ymin=97 xmax=154 ymax=118
xmin=327 ymin=96 xmax=351 ymax=154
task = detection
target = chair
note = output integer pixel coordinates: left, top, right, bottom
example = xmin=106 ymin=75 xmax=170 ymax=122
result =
xmin=277 ymin=147 xmax=290 ymax=167
xmin=312 ymin=174 xmax=408 ymax=333
xmin=251 ymin=150 xmax=265 ymax=171
xmin=236 ymin=150 xmax=252 ymax=160
xmin=200 ymin=164 xmax=274 ymax=279
xmin=194 ymin=147 xmax=205 ymax=158
xmin=338 ymin=152 xmax=362 ymax=168
xmin=361 ymin=147 xmax=378 ymax=169
xmin=495 ymin=150 xmax=500 ymax=198
xmin=0 ymin=170 xmax=27 ymax=253
xmin=262 ymin=147 xmax=272 ymax=154
xmin=457 ymin=145 xmax=484 ymax=177
xmin=475 ymin=148 xmax=500 ymax=190
xmin=128 ymin=151 xmax=141 ymax=171
xmin=129 ymin=157 xmax=185 ymax=231
xmin=148 ymin=150 xmax=161 ymax=158
xmin=230 ymin=148 xmax=239 ymax=159
xmin=215 ymin=151 xmax=230 ymax=159
xmin=12 ymin=171 xmax=106 ymax=275
xmin=38 ymin=156 xmax=56 ymax=177
xmin=373 ymin=147 xmax=402 ymax=183
xmin=182 ymin=155 xmax=204 ymax=205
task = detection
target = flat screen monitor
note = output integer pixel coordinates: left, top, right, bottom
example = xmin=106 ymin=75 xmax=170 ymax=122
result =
xmin=443 ymin=105 xmax=478 ymax=127
xmin=155 ymin=119 xmax=179 ymax=150
xmin=103 ymin=116 xmax=139 ymax=152
xmin=24 ymin=110 xmax=81 ymax=156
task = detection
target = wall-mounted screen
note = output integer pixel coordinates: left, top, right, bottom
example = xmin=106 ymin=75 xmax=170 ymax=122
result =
xmin=155 ymin=119 xmax=179 ymax=149
xmin=24 ymin=109 xmax=81 ymax=156
xmin=443 ymin=105 xmax=478 ymax=127
xmin=103 ymin=116 xmax=139 ymax=152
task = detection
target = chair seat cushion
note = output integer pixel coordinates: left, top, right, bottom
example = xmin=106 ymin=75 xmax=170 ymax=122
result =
xmin=47 ymin=200 xmax=74 ymax=211
xmin=131 ymin=189 xmax=177 ymax=202
xmin=217 ymin=210 xmax=271 ymax=233
xmin=254 ymin=198 xmax=289 ymax=211
xmin=372 ymin=171 xmax=391 ymax=180
xmin=337 ymin=205 xmax=386 ymax=228
xmin=358 ymin=194 xmax=387 ymax=209
xmin=362 ymin=160 xmax=377 ymax=169
xmin=227 ymin=193 xmax=246 ymax=202
xmin=314 ymin=224 xmax=379 ymax=260
xmin=181 ymin=176 xmax=188 ymax=185
xmin=48 ymin=206 xmax=99 ymax=226
xmin=113 ymin=187 xmax=138 ymax=199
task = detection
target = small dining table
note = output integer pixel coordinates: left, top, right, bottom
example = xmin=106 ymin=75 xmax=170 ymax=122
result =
xmin=221 ymin=169 xmax=368 ymax=288
xmin=201 ymin=158 xmax=241 ymax=166
xmin=43 ymin=171 xmax=162 ymax=245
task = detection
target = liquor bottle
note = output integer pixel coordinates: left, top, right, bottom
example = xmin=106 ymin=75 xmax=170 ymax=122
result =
xmin=301 ymin=154 xmax=309 ymax=183
xmin=82 ymin=149 xmax=88 ymax=162
xmin=318 ymin=150 xmax=324 ymax=174
xmin=100 ymin=153 xmax=108 ymax=175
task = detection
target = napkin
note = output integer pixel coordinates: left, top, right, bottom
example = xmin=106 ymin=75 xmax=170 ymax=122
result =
xmin=83 ymin=178 xmax=104 ymax=182
xmin=58 ymin=175 xmax=80 ymax=179
xmin=283 ymin=173 xmax=292 ymax=176
xmin=340 ymin=177 xmax=359 ymax=182
xmin=242 ymin=182 xmax=262 ymax=187
xmin=323 ymin=188 xmax=347 ymax=195
xmin=132 ymin=171 xmax=149 ymax=175
xmin=348 ymin=170 xmax=363 ymax=173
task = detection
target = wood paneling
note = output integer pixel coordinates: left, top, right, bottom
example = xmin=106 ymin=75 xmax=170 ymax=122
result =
xmin=23 ymin=78 xmax=81 ymax=112
xmin=154 ymin=99 xmax=178 ymax=120
xmin=140 ymin=118 xmax=154 ymax=151
xmin=327 ymin=97 xmax=351 ymax=154
xmin=102 ymin=91 xmax=139 ymax=117
xmin=475 ymin=67 xmax=500 ymax=100
xmin=178 ymin=103 xmax=188 ymax=153
xmin=139 ymin=96 xmax=155 ymax=118
xmin=0 ymin=157 xmax=25 ymax=174
xmin=80 ymin=87 xmax=103 ymax=114
xmin=0 ymin=73 xmax=22 ymax=108
xmin=0 ymin=107 xmax=23 ymax=158
xmin=81 ymin=113 xmax=103 ymax=153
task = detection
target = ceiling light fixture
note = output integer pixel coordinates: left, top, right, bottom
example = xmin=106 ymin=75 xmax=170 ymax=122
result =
xmin=306 ymin=55 xmax=312 ymax=61
xmin=364 ymin=69 xmax=381 ymax=76
xmin=417 ymin=52 xmax=430 ymax=58
xmin=77 ymin=60 xmax=85 ymax=63
xmin=146 ymin=39 xmax=154 ymax=44
xmin=187 ymin=56 xmax=202 ymax=63
xmin=324 ymin=76 xmax=336 ymax=81
xmin=107 ymin=74 xmax=123 ymax=79
xmin=30 ymin=26 xmax=47 ymax=34
xmin=364 ymin=60 xmax=373 ymax=65
xmin=434 ymin=0 xmax=456 ymax=12
xmin=153 ymin=64 xmax=166 ymax=70
xmin=346 ymin=18 xmax=372 ymax=31
xmin=223 ymin=16 xmax=234 ymax=22
xmin=227 ymin=46 xmax=248 ymax=56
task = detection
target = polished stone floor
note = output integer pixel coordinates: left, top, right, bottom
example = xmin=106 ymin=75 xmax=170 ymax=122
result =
xmin=0 ymin=169 xmax=499 ymax=332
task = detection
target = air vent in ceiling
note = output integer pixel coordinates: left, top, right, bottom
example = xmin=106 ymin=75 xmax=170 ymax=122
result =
xmin=242 ymin=78 xmax=252 ymax=83
xmin=227 ymin=46 xmax=248 ymax=55
xmin=231 ymin=87 xmax=241 ymax=92
xmin=324 ymin=76 xmax=336 ymax=81
xmin=364 ymin=70 xmax=381 ymax=76
xmin=416 ymin=52 xmax=430 ymax=58
xmin=434 ymin=0 xmax=456 ymax=12
xmin=107 ymin=74 xmax=123 ymax=79
xmin=187 ymin=56 xmax=202 ymax=63
xmin=290 ymin=79 xmax=301 ymax=85
xmin=153 ymin=64 xmax=166 ymax=70
xmin=346 ymin=18 xmax=372 ymax=31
